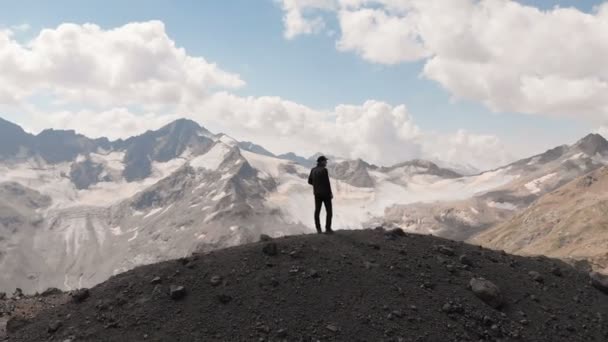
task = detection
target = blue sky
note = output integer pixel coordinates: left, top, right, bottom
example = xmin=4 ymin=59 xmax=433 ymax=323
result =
xmin=1 ymin=0 xmax=607 ymax=168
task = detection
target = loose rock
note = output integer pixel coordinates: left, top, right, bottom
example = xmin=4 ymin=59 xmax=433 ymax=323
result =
xmin=590 ymin=272 xmax=608 ymax=294
xmin=169 ymin=285 xmax=186 ymax=300
xmin=48 ymin=320 xmax=62 ymax=333
xmin=71 ymin=289 xmax=90 ymax=303
xmin=259 ymin=234 xmax=273 ymax=242
xmin=41 ymin=288 xmax=62 ymax=297
xmin=459 ymin=254 xmax=474 ymax=267
xmin=210 ymin=275 xmax=223 ymax=286
xmin=469 ymin=278 xmax=503 ymax=309
xmin=436 ymin=245 xmax=455 ymax=256
xmin=529 ymin=271 xmax=544 ymax=283
xmin=262 ymin=242 xmax=278 ymax=256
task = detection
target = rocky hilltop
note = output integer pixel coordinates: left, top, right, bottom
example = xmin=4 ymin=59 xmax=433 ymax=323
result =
xmin=6 ymin=229 xmax=608 ymax=342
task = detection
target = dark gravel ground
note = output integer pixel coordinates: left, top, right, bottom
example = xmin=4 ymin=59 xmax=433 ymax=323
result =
xmin=8 ymin=228 xmax=608 ymax=342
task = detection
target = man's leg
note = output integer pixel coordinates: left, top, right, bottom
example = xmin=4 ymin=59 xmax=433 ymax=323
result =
xmin=324 ymin=197 xmax=333 ymax=233
xmin=314 ymin=196 xmax=322 ymax=233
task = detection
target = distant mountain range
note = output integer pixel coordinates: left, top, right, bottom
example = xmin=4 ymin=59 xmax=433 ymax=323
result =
xmin=472 ymin=164 xmax=608 ymax=272
xmin=1 ymin=116 xmax=608 ymax=293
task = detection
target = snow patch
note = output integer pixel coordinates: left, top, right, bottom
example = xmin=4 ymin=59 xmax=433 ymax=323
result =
xmin=190 ymin=143 xmax=231 ymax=170
xmin=128 ymin=231 xmax=139 ymax=242
xmin=218 ymin=134 xmax=238 ymax=147
xmin=212 ymin=191 xmax=228 ymax=201
xmin=144 ymin=207 xmax=163 ymax=218
xmin=110 ymin=226 xmax=123 ymax=236
xmin=524 ymin=173 xmax=557 ymax=194
xmin=487 ymin=201 xmax=517 ymax=210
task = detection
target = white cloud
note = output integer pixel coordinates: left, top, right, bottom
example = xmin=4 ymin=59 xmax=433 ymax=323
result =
xmin=3 ymin=19 xmax=512 ymax=170
xmin=9 ymin=23 xmax=30 ymax=32
xmin=279 ymin=0 xmax=336 ymax=39
xmin=0 ymin=21 xmax=244 ymax=108
xmin=196 ymin=94 xmax=423 ymax=165
xmin=279 ymin=0 xmax=608 ymax=122
xmin=25 ymin=108 xmax=178 ymax=141
xmin=187 ymin=93 xmax=508 ymax=168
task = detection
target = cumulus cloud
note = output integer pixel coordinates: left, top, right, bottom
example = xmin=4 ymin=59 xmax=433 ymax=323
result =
xmin=196 ymin=94 xmax=423 ymax=165
xmin=279 ymin=0 xmax=336 ymax=39
xmin=3 ymin=19 xmax=512 ymax=170
xmin=278 ymin=0 xmax=608 ymax=122
xmin=25 ymin=108 xmax=178 ymax=141
xmin=0 ymin=21 xmax=244 ymax=108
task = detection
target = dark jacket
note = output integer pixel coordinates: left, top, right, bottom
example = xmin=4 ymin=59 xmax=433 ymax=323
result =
xmin=308 ymin=165 xmax=332 ymax=197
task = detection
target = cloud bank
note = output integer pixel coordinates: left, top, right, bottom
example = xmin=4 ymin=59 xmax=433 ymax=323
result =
xmin=0 ymin=20 xmax=512 ymax=170
xmin=279 ymin=0 xmax=608 ymax=122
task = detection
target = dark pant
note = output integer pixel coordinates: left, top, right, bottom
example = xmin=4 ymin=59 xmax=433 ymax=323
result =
xmin=314 ymin=195 xmax=332 ymax=232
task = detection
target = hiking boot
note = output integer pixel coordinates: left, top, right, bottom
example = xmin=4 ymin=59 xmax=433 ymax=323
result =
xmin=325 ymin=229 xmax=334 ymax=235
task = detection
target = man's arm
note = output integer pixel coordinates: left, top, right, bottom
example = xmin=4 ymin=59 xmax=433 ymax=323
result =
xmin=308 ymin=170 xmax=313 ymax=185
xmin=323 ymin=168 xmax=333 ymax=196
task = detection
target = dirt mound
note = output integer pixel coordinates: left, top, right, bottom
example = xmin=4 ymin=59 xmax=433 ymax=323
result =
xmin=8 ymin=229 xmax=608 ymax=341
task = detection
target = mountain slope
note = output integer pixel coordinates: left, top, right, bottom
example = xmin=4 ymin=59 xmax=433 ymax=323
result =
xmin=471 ymin=165 xmax=608 ymax=272
xmin=383 ymin=134 xmax=608 ymax=240
xmin=3 ymin=116 xmax=608 ymax=295
xmin=8 ymin=229 xmax=608 ymax=342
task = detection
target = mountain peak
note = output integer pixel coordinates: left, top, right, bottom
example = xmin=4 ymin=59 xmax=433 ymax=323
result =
xmin=158 ymin=118 xmax=206 ymax=134
xmin=573 ymin=133 xmax=608 ymax=156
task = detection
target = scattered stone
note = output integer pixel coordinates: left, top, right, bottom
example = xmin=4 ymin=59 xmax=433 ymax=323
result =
xmin=384 ymin=228 xmax=406 ymax=240
xmin=71 ymin=288 xmax=90 ymax=303
xmin=169 ymin=285 xmax=186 ymax=300
xmin=41 ymin=288 xmax=62 ymax=297
xmin=0 ymin=292 xmax=5 ymax=300
xmin=217 ymin=294 xmax=232 ymax=304
xmin=255 ymin=322 xmax=271 ymax=334
xmin=364 ymin=261 xmax=379 ymax=270
xmin=6 ymin=317 xmax=29 ymax=334
xmin=262 ymin=242 xmax=278 ymax=256
xmin=459 ymin=254 xmax=474 ymax=267
xmin=210 ymin=275 xmax=223 ymax=286
xmin=309 ymin=269 xmax=320 ymax=278
xmin=391 ymin=310 xmax=404 ymax=318
xmin=48 ymin=320 xmax=62 ymax=333
xmin=436 ymin=245 xmax=455 ymax=256
xmin=259 ymin=234 xmax=273 ymax=242
xmin=368 ymin=243 xmax=381 ymax=250
xmin=590 ymin=272 xmax=608 ymax=294
xmin=150 ymin=276 xmax=162 ymax=285
xmin=551 ymin=267 xmax=563 ymax=277
xmin=442 ymin=302 xmax=464 ymax=314
xmin=469 ymin=278 xmax=503 ymax=309
xmin=12 ymin=288 xmax=23 ymax=299
xmin=276 ymin=328 xmax=288 ymax=338
xmin=388 ymin=227 xmax=406 ymax=237
xmin=529 ymin=271 xmax=544 ymax=283
xmin=326 ymin=324 xmax=339 ymax=333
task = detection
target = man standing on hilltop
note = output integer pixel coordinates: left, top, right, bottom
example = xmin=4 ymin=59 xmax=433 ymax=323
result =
xmin=308 ymin=155 xmax=334 ymax=234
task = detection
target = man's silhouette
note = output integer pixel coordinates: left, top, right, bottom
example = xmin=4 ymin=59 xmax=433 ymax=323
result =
xmin=308 ymin=155 xmax=333 ymax=234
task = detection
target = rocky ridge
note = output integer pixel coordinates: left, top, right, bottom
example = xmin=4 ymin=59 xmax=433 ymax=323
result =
xmin=7 ymin=229 xmax=608 ymax=342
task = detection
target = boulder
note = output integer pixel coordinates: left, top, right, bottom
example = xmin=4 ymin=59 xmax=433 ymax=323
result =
xmin=469 ymin=278 xmax=503 ymax=309
xmin=590 ymin=272 xmax=608 ymax=294
xmin=169 ymin=285 xmax=186 ymax=300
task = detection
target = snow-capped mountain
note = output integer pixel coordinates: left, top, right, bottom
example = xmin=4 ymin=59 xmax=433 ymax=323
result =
xmin=2 ymin=117 xmax=607 ymax=293
xmin=384 ymin=133 xmax=608 ymax=240
xmin=472 ymin=165 xmax=608 ymax=272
